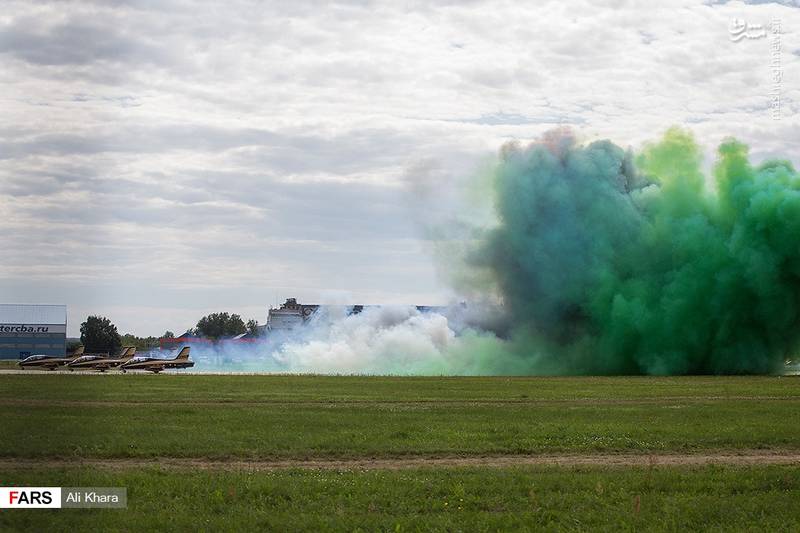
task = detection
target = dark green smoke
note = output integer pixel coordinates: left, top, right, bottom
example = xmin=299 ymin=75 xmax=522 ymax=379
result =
xmin=472 ymin=128 xmax=800 ymax=375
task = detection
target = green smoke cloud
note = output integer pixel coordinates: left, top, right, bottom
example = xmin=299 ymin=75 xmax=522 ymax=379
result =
xmin=467 ymin=127 xmax=800 ymax=375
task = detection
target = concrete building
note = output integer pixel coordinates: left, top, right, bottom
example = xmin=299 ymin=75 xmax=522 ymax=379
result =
xmin=0 ymin=304 xmax=67 ymax=359
xmin=265 ymin=298 xmax=454 ymax=333
xmin=266 ymin=298 xmax=320 ymax=332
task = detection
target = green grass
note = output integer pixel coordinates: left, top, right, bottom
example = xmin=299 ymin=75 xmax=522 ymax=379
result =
xmin=3 ymin=374 xmax=800 ymax=402
xmin=4 ymin=375 xmax=798 ymax=531
xmin=1 ymin=375 xmax=800 ymax=459
xmin=1 ymin=465 xmax=799 ymax=532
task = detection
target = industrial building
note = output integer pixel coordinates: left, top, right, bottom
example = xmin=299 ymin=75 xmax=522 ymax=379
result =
xmin=265 ymin=298 xmax=447 ymax=332
xmin=267 ymin=298 xmax=323 ymax=331
xmin=0 ymin=304 xmax=67 ymax=359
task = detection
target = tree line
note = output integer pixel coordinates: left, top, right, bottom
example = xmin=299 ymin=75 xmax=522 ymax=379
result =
xmin=78 ymin=312 xmax=261 ymax=354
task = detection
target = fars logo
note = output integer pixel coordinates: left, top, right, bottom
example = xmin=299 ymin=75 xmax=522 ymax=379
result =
xmin=0 ymin=487 xmax=61 ymax=508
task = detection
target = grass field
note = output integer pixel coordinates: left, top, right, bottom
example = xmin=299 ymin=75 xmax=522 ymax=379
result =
xmin=3 ymin=465 xmax=800 ymax=531
xmin=2 ymin=374 xmax=799 ymax=531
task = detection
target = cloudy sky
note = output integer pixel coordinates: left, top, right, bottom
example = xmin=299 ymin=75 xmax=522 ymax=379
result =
xmin=1 ymin=0 xmax=798 ymax=336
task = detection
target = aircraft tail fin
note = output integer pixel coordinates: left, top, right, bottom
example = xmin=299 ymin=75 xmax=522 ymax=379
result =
xmin=119 ymin=346 xmax=134 ymax=358
xmin=175 ymin=347 xmax=190 ymax=360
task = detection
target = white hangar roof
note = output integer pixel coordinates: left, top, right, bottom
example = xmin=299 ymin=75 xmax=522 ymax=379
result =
xmin=0 ymin=304 xmax=67 ymax=325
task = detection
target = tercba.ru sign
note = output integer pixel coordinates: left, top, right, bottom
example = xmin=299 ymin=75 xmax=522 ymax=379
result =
xmin=0 ymin=324 xmax=66 ymax=334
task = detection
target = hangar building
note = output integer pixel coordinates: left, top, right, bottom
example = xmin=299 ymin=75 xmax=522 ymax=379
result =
xmin=0 ymin=304 xmax=67 ymax=359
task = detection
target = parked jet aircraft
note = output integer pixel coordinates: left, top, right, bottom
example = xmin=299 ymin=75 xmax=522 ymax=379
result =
xmin=120 ymin=347 xmax=194 ymax=373
xmin=18 ymin=345 xmax=85 ymax=370
xmin=66 ymin=346 xmax=136 ymax=371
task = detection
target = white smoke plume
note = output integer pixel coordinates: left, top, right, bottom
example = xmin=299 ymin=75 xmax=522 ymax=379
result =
xmin=188 ymin=305 xmax=512 ymax=375
xmin=274 ymin=307 xmax=455 ymax=374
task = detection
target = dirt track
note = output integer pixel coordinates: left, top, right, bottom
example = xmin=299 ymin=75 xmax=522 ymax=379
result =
xmin=2 ymin=396 xmax=800 ymax=409
xmin=2 ymin=451 xmax=799 ymax=471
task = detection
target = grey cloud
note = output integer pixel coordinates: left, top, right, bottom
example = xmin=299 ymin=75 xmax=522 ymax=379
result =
xmin=0 ymin=125 xmax=279 ymax=158
xmin=0 ymin=125 xmax=428 ymax=181
xmin=708 ymin=0 xmax=800 ymax=6
xmin=3 ymin=161 xmax=418 ymax=243
xmin=0 ymin=17 xmax=169 ymax=67
xmin=231 ymin=128 xmax=420 ymax=176
xmin=446 ymin=112 xmax=587 ymax=126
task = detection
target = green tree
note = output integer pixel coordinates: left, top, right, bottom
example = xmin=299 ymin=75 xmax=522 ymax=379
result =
xmin=120 ymin=334 xmax=160 ymax=351
xmin=163 ymin=330 xmax=175 ymax=339
xmin=66 ymin=340 xmax=83 ymax=353
xmin=246 ymin=319 xmax=259 ymax=336
xmin=80 ymin=316 xmax=122 ymax=355
xmin=195 ymin=312 xmax=246 ymax=340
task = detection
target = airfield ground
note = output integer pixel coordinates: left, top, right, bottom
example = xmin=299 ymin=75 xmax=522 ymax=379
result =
xmin=1 ymin=374 xmax=799 ymax=531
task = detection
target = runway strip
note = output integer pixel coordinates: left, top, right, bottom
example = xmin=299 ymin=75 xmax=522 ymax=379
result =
xmin=3 ymin=369 xmax=800 ymax=376
xmin=2 ymin=451 xmax=799 ymax=471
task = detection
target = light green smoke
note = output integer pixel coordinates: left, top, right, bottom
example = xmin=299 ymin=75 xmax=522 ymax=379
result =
xmin=468 ymin=127 xmax=800 ymax=375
